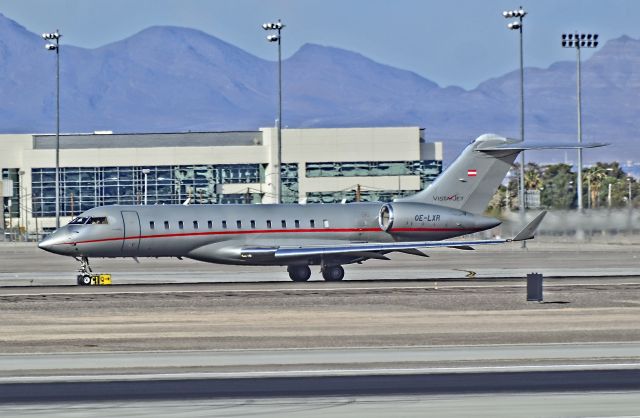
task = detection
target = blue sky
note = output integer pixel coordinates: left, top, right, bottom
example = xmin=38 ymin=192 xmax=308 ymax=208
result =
xmin=2 ymin=0 xmax=640 ymax=89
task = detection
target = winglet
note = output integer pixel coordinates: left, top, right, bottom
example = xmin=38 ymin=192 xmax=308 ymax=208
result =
xmin=511 ymin=211 xmax=547 ymax=242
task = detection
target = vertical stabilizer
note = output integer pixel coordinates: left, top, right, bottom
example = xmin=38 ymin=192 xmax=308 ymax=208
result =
xmin=399 ymin=134 xmax=518 ymax=214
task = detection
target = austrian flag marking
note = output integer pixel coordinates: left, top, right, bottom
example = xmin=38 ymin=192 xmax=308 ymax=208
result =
xmin=467 ymin=169 xmax=477 ymax=177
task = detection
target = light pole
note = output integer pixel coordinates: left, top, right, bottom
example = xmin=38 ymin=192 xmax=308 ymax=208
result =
xmin=262 ymin=19 xmax=285 ymax=204
xmin=43 ymin=30 xmax=61 ymax=229
xmin=502 ymin=7 xmax=527 ymax=248
xmin=141 ymin=169 xmax=151 ymax=205
xmin=19 ymin=170 xmax=26 ymax=241
xmin=562 ymin=33 xmax=599 ymax=213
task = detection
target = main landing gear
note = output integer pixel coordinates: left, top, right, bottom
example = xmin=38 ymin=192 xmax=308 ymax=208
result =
xmin=321 ymin=265 xmax=344 ymax=282
xmin=287 ymin=264 xmax=345 ymax=282
xmin=287 ymin=265 xmax=311 ymax=282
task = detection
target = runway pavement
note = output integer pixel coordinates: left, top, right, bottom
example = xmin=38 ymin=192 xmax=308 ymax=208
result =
xmin=4 ymin=392 xmax=640 ymax=418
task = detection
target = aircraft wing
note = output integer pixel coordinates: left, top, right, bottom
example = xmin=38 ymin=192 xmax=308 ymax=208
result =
xmin=242 ymin=212 xmax=547 ymax=260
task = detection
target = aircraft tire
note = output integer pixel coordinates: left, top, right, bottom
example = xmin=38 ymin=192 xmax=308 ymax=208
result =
xmin=322 ymin=265 xmax=344 ymax=281
xmin=287 ymin=265 xmax=311 ymax=282
xmin=80 ymin=275 xmax=92 ymax=286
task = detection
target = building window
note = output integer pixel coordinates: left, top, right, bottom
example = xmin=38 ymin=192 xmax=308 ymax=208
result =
xmin=207 ymin=220 xmax=212 ymax=229
xmin=222 ymin=220 xmax=227 ymax=229
xmin=294 ymin=219 xmax=300 ymax=228
xmin=250 ymin=220 xmax=256 ymax=229
xmin=193 ymin=220 xmax=198 ymax=229
xmin=178 ymin=221 xmax=184 ymax=229
xmin=164 ymin=221 xmax=169 ymax=230
xmin=323 ymin=219 xmax=329 ymax=228
xmin=236 ymin=220 xmax=242 ymax=229
xmin=281 ymin=220 xmax=287 ymax=228
xmin=310 ymin=219 xmax=315 ymax=228
xmin=266 ymin=220 xmax=272 ymax=229
xmin=150 ymin=221 xmax=155 ymax=230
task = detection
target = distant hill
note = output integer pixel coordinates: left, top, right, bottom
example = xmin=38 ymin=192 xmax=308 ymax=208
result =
xmin=0 ymin=13 xmax=637 ymax=162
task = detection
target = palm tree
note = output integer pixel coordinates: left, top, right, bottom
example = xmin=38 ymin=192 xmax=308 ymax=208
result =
xmin=585 ymin=166 xmax=607 ymax=208
xmin=524 ymin=167 xmax=543 ymax=190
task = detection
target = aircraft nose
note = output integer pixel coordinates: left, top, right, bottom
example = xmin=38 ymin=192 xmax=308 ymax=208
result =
xmin=38 ymin=231 xmax=71 ymax=254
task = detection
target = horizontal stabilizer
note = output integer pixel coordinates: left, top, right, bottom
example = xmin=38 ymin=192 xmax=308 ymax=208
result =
xmin=510 ymin=211 xmax=547 ymax=242
xmin=480 ymin=141 xmax=608 ymax=152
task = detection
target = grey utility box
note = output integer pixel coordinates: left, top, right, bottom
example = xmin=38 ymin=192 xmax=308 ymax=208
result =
xmin=527 ymin=273 xmax=543 ymax=302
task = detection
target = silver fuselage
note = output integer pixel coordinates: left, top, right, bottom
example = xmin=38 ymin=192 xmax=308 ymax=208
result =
xmin=38 ymin=202 xmax=497 ymax=266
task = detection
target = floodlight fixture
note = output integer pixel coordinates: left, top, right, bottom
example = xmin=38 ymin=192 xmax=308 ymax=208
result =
xmin=561 ymin=33 xmax=599 ymax=49
xmin=507 ymin=21 xmax=521 ymax=30
xmin=42 ymin=31 xmax=61 ymax=40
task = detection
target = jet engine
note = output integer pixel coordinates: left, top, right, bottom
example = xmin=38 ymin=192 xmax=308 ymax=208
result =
xmin=378 ymin=202 xmax=500 ymax=238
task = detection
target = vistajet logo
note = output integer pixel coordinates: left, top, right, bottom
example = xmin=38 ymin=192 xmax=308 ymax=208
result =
xmin=433 ymin=194 xmax=464 ymax=202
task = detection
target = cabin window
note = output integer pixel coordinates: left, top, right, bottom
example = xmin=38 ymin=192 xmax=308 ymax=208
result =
xmin=236 ymin=220 xmax=242 ymax=229
xmin=88 ymin=217 xmax=108 ymax=225
xmin=193 ymin=221 xmax=199 ymax=229
xmin=294 ymin=219 xmax=300 ymax=228
xmin=222 ymin=220 xmax=227 ymax=229
xmin=323 ymin=219 xmax=330 ymax=228
xmin=266 ymin=220 xmax=272 ymax=229
xmin=150 ymin=221 xmax=155 ymax=230
xmin=164 ymin=221 xmax=169 ymax=230
xmin=178 ymin=221 xmax=184 ymax=230
xmin=310 ymin=219 xmax=315 ymax=228
xmin=281 ymin=220 xmax=287 ymax=228
xmin=207 ymin=220 xmax=213 ymax=229
xmin=250 ymin=220 xmax=256 ymax=229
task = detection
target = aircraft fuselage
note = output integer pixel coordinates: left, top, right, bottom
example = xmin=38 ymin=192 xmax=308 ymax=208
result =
xmin=39 ymin=202 xmax=498 ymax=266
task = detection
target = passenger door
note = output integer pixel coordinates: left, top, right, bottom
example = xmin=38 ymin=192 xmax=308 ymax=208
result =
xmin=121 ymin=211 xmax=141 ymax=256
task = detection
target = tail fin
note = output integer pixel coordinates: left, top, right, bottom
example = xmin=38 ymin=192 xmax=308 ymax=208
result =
xmin=399 ymin=134 xmax=607 ymax=214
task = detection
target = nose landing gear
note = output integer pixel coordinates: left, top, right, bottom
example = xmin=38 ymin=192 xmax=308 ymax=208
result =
xmin=77 ymin=256 xmax=93 ymax=286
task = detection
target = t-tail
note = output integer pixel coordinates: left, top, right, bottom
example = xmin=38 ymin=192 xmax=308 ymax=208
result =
xmin=399 ymin=134 xmax=607 ymax=214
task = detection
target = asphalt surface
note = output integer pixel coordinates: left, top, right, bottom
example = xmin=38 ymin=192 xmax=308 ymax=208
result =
xmin=2 ymin=369 xmax=640 ymax=404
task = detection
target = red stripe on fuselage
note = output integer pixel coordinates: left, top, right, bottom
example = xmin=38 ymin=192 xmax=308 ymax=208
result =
xmin=62 ymin=226 xmax=481 ymax=246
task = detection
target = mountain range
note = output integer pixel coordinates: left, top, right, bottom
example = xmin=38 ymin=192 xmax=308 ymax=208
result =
xmin=0 ymin=13 xmax=638 ymax=162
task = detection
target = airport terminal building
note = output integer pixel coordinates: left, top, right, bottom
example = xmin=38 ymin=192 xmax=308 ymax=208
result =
xmin=0 ymin=127 xmax=442 ymax=235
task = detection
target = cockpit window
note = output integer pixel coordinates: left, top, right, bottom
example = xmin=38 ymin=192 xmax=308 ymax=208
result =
xmin=88 ymin=217 xmax=108 ymax=225
xmin=69 ymin=217 xmax=89 ymax=225
xmin=69 ymin=216 xmax=108 ymax=225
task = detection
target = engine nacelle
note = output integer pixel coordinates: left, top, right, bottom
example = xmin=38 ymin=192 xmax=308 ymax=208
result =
xmin=378 ymin=202 xmax=500 ymax=239
xmin=378 ymin=202 xmax=446 ymax=232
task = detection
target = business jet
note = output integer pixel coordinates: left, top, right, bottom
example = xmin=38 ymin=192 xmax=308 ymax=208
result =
xmin=38 ymin=134 xmax=601 ymax=282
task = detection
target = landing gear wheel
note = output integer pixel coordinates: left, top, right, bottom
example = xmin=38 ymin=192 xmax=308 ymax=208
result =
xmin=79 ymin=274 xmax=92 ymax=286
xmin=287 ymin=265 xmax=311 ymax=282
xmin=322 ymin=265 xmax=344 ymax=281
